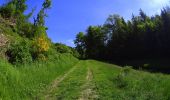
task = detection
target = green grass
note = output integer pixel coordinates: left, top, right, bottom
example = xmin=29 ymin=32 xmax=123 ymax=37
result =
xmin=0 ymin=53 xmax=78 ymax=100
xmin=1 ymin=59 xmax=170 ymax=100
xmin=52 ymin=61 xmax=87 ymax=100
xmin=88 ymin=60 xmax=170 ymax=100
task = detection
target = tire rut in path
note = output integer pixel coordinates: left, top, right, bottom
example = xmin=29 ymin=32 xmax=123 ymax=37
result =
xmin=38 ymin=63 xmax=78 ymax=100
xmin=79 ymin=67 xmax=98 ymax=100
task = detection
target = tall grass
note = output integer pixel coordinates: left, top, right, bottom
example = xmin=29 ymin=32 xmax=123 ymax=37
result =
xmin=88 ymin=60 xmax=170 ymax=100
xmin=0 ymin=53 xmax=78 ymax=99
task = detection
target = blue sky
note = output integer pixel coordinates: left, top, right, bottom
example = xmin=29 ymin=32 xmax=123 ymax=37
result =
xmin=0 ymin=0 xmax=169 ymax=47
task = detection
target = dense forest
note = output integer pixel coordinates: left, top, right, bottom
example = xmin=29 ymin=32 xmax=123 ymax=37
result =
xmin=75 ymin=8 xmax=170 ymax=61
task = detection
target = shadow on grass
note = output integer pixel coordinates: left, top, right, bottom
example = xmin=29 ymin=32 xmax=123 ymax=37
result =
xmin=118 ymin=59 xmax=170 ymax=74
xmin=91 ymin=58 xmax=170 ymax=74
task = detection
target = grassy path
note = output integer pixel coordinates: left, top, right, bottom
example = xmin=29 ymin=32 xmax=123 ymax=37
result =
xmin=78 ymin=66 xmax=98 ymax=100
xmin=52 ymin=61 xmax=87 ymax=100
xmin=38 ymin=61 xmax=87 ymax=100
xmin=37 ymin=60 xmax=170 ymax=100
xmin=43 ymin=64 xmax=78 ymax=99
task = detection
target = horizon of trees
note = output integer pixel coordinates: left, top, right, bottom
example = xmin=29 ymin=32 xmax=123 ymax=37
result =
xmin=75 ymin=7 xmax=170 ymax=62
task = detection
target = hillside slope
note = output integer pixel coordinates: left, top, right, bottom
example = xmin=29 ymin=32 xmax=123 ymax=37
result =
xmin=0 ymin=12 xmax=81 ymax=100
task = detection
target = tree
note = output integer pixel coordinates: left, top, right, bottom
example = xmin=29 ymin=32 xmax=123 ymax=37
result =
xmin=139 ymin=9 xmax=147 ymax=22
xmin=32 ymin=0 xmax=52 ymax=60
xmin=85 ymin=26 xmax=106 ymax=59
xmin=105 ymin=15 xmax=129 ymax=59
xmin=13 ymin=0 xmax=27 ymax=16
xmin=74 ymin=32 xmax=86 ymax=58
xmin=34 ymin=0 xmax=51 ymax=27
xmin=74 ymin=7 xmax=170 ymax=64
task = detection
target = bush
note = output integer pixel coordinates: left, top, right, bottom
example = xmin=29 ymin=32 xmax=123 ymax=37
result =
xmin=114 ymin=67 xmax=132 ymax=89
xmin=33 ymin=35 xmax=50 ymax=53
xmin=114 ymin=73 xmax=128 ymax=89
xmin=17 ymin=20 xmax=34 ymax=38
xmin=32 ymin=34 xmax=51 ymax=60
xmin=54 ymin=43 xmax=80 ymax=58
xmin=6 ymin=40 xmax=32 ymax=64
xmin=55 ymin=43 xmax=72 ymax=53
xmin=122 ymin=66 xmax=132 ymax=75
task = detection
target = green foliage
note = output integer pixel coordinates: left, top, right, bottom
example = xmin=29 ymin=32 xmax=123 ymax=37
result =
xmin=74 ymin=32 xmax=86 ymax=58
xmin=55 ymin=43 xmax=72 ymax=53
xmin=0 ymin=0 xmax=53 ymax=62
xmin=29 ymin=0 xmax=52 ymax=60
xmin=85 ymin=26 xmax=106 ymax=59
xmin=114 ymin=73 xmax=128 ymax=89
xmin=0 ymin=0 xmax=27 ymax=19
xmin=114 ymin=66 xmax=132 ymax=89
xmin=54 ymin=43 xmax=80 ymax=58
xmin=75 ymin=7 xmax=170 ymax=69
xmin=16 ymin=13 xmax=34 ymax=38
xmin=70 ymin=47 xmax=80 ymax=58
xmin=0 ymin=2 xmax=15 ymax=18
xmin=13 ymin=0 xmax=27 ymax=15
xmin=6 ymin=40 xmax=32 ymax=64
xmin=122 ymin=66 xmax=132 ymax=75
xmin=34 ymin=0 xmax=51 ymax=26
xmin=43 ymin=0 xmax=51 ymax=9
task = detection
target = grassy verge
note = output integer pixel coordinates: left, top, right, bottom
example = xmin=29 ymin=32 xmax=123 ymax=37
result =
xmin=89 ymin=60 xmax=170 ymax=100
xmin=0 ymin=53 xmax=78 ymax=99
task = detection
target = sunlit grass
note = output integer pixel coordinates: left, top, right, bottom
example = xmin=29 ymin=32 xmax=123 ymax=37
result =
xmin=0 ymin=54 xmax=78 ymax=99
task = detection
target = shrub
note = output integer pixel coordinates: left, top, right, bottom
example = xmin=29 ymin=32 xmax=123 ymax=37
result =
xmin=55 ymin=43 xmax=72 ymax=53
xmin=122 ymin=66 xmax=132 ymax=76
xmin=6 ymin=40 xmax=32 ymax=64
xmin=32 ymin=34 xmax=51 ymax=60
xmin=54 ymin=43 xmax=80 ymax=58
xmin=114 ymin=73 xmax=128 ymax=89
xmin=33 ymin=35 xmax=50 ymax=53
xmin=17 ymin=20 xmax=34 ymax=38
xmin=143 ymin=64 xmax=150 ymax=68
xmin=114 ymin=67 xmax=132 ymax=89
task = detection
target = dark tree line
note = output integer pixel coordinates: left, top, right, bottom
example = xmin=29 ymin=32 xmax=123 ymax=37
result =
xmin=75 ymin=7 xmax=170 ymax=61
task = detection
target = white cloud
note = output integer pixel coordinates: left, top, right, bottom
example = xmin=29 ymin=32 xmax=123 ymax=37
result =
xmin=142 ymin=0 xmax=169 ymax=9
xmin=66 ymin=39 xmax=75 ymax=47
xmin=150 ymin=0 xmax=169 ymax=6
xmin=67 ymin=39 xmax=74 ymax=44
